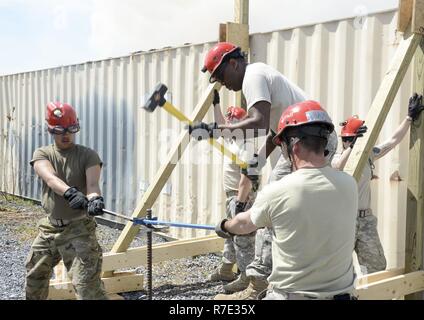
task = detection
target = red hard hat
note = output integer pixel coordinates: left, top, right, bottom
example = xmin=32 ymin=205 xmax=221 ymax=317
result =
xmin=340 ymin=115 xmax=365 ymax=137
xmin=225 ymin=106 xmax=247 ymax=122
xmin=46 ymin=102 xmax=79 ymax=130
xmin=272 ymin=100 xmax=334 ymax=146
xmin=201 ymin=42 xmax=240 ymax=82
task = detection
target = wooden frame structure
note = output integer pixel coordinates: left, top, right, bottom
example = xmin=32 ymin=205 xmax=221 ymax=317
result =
xmin=48 ymin=0 xmax=424 ymax=299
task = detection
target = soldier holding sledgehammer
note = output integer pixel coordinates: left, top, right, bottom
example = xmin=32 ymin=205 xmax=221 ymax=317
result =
xmin=26 ymin=102 xmax=108 ymax=300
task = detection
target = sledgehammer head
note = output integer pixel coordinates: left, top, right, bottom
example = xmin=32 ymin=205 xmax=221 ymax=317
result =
xmin=143 ymin=83 xmax=168 ymax=112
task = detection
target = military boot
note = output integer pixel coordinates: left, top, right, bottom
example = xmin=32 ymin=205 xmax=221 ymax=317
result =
xmin=208 ymin=263 xmax=236 ymax=281
xmin=214 ymin=277 xmax=268 ymax=300
xmin=223 ymin=272 xmax=250 ymax=293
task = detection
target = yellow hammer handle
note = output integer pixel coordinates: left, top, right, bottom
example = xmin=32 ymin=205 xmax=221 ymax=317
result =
xmin=163 ymin=102 xmax=191 ymax=123
xmin=162 ymin=102 xmax=248 ymax=169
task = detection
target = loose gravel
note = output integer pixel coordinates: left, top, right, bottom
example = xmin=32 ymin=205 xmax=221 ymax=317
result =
xmin=0 ymin=197 xmax=226 ymax=300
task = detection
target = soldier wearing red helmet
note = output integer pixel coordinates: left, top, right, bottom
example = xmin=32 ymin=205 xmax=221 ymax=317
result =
xmin=332 ymin=93 xmax=424 ymax=274
xmin=207 ymin=92 xmax=256 ymax=294
xmin=216 ymin=101 xmax=358 ymax=300
xmin=196 ymin=43 xmax=338 ymax=300
xmin=26 ymin=102 xmax=108 ymax=300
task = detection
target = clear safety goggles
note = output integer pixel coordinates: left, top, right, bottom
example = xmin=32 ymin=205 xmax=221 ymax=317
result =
xmin=49 ymin=124 xmax=80 ymax=135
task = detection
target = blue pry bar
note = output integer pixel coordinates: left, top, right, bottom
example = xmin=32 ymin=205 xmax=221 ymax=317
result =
xmin=132 ymin=217 xmax=215 ymax=231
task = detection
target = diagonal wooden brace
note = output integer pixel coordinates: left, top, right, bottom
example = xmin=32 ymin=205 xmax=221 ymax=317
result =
xmin=344 ymin=33 xmax=421 ymax=181
xmin=109 ymin=83 xmax=221 ymax=258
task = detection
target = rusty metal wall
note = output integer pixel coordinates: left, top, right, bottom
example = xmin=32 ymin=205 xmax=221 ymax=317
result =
xmin=0 ymin=9 xmax=412 ymax=267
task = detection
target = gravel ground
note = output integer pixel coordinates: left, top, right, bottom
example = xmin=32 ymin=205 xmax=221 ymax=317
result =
xmin=0 ymin=197 xmax=225 ymax=300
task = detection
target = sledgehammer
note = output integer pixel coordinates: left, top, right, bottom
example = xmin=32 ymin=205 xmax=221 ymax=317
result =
xmin=142 ymin=83 xmax=247 ymax=169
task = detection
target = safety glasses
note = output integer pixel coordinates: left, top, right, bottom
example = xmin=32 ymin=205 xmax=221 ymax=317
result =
xmin=49 ymin=124 xmax=80 ymax=135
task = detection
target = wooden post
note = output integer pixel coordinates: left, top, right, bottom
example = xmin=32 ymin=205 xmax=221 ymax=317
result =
xmin=398 ymin=0 xmax=414 ymax=33
xmin=232 ymin=0 xmax=249 ymax=108
xmin=108 ymin=83 xmax=221 ymax=259
xmin=412 ymin=0 xmax=424 ymax=35
xmin=405 ymin=37 xmax=424 ymax=300
xmin=343 ymin=33 xmax=421 ymax=181
xmin=235 ymin=0 xmax=249 ymax=24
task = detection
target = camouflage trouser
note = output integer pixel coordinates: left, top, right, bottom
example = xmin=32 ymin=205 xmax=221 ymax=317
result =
xmin=25 ymin=217 xmax=108 ymax=300
xmin=355 ymin=213 xmax=387 ymax=274
xmin=222 ymin=195 xmax=256 ymax=271
xmin=246 ymin=155 xmax=291 ymax=279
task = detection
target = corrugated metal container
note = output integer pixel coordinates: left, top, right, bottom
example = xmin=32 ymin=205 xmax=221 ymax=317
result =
xmin=0 ymin=9 xmax=413 ymax=268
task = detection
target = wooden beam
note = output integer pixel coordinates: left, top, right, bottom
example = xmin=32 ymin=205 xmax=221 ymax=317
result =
xmin=231 ymin=1 xmax=249 ymax=108
xmin=48 ymin=272 xmax=144 ymax=300
xmin=109 ymin=83 xmax=221 ymax=257
xmin=344 ymin=33 xmax=421 ymax=181
xmin=102 ymin=235 xmax=224 ymax=272
xmin=226 ymin=22 xmax=249 ymax=108
xmin=356 ymin=268 xmax=405 ymax=286
xmin=398 ymin=0 xmax=414 ymax=33
xmin=405 ymin=36 xmax=424 ymax=300
xmin=219 ymin=23 xmax=227 ymax=43
xmin=412 ymin=0 xmax=424 ymax=34
xmin=235 ymin=0 xmax=249 ymax=24
xmin=354 ymin=271 xmax=424 ymax=300
xmin=226 ymin=22 xmax=249 ymax=54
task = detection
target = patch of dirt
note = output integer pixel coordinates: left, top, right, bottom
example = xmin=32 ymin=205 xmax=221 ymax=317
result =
xmin=0 ymin=196 xmax=45 ymax=244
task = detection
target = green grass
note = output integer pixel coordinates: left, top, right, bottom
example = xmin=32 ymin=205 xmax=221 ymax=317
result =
xmin=14 ymin=224 xmax=39 ymax=243
xmin=1 ymin=194 xmax=39 ymax=207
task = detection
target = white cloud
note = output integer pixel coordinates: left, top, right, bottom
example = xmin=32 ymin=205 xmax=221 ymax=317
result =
xmin=89 ymin=0 xmax=233 ymax=58
xmin=87 ymin=0 xmax=398 ymax=59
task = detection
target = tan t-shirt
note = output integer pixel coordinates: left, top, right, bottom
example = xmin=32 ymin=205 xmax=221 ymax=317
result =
xmin=250 ymin=166 xmax=358 ymax=298
xmin=30 ymin=144 xmax=102 ymax=220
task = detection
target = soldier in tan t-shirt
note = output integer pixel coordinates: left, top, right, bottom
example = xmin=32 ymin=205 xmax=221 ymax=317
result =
xmin=332 ymin=93 xmax=424 ymax=274
xmin=25 ymin=102 xmax=108 ymax=300
xmin=215 ymin=101 xmax=358 ymax=300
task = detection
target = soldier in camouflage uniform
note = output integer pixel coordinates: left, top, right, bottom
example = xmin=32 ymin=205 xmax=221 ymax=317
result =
xmin=26 ymin=102 xmax=108 ymax=300
xmin=207 ymin=92 xmax=257 ymax=294
xmin=332 ymin=93 xmax=424 ymax=274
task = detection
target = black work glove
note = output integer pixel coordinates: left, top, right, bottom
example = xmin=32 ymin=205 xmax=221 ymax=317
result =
xmin=241 ymin=154 xmax=263 ymax=191
xmin=213 ymin=89 xmax=220 ymax=107
xmin=350 ymin=125 xmax=368 ymax=149
xmin=63 ymin=187 xmax=88 ymax=210
xmin=215 ymin=219 xmax=234 ymax=239
xmin=87 ymin=196 xmax=105 ymax=216
xmin=235 ymin=201 xmax=246 ymax=215
xmin=408 ymin=93 xmax=424 ymax=121
xmin=187 ymin=122 xmax=219 ymax=140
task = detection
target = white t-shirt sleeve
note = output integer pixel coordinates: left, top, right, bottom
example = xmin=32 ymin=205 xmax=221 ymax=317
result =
xmin=250 ymin=187 xmax=273 ymax=228
xmin=243 ymin=73 xmax=272 ymax=109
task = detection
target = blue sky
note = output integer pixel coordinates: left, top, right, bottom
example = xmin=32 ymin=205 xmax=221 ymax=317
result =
xmin=0 ymin=0 xmax=398 ymax=76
